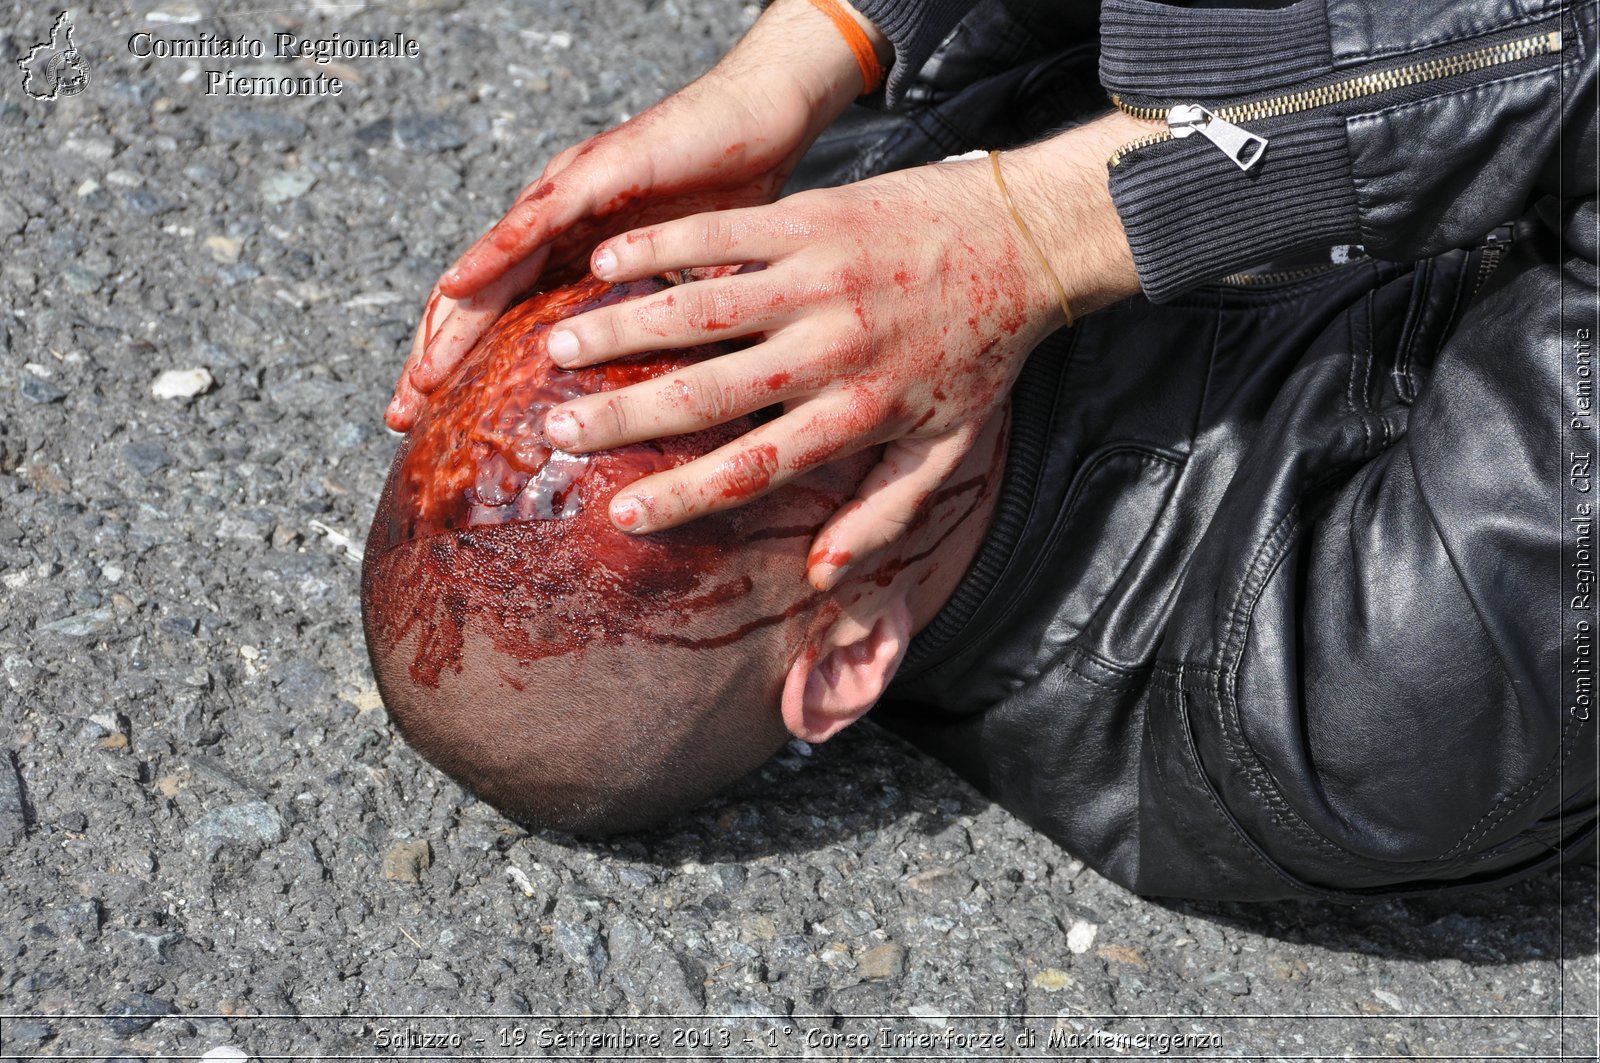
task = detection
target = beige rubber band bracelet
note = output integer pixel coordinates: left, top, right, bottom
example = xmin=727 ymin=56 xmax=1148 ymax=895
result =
xmin=989 ymin=149 xmax=1074 ymax=327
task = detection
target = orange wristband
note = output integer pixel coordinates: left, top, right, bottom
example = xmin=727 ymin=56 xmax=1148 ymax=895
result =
xmin=807 ymin=0 xmax=885 ymax=95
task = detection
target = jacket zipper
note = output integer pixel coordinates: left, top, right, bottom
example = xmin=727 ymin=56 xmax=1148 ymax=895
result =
xmin=1218 ymin=263 xmax=1349 ymax=286
xmin=1109 ymin=24 xmax=1564 ymax=169
xmin=1220 ymin=226 xmax=1511 ymax=289
xmin=1468 ymin=226 xmax=1514 ymax=298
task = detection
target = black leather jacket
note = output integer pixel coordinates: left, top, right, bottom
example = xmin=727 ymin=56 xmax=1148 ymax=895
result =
xmin=818 ymin=0 xmax=1600 ymax=899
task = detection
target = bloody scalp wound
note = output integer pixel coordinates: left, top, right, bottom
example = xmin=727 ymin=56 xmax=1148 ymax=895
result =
xmin=382 ymin=276 xmax=688 ymax=543
xmin=361 ymin=275 xmax=846 ymax=691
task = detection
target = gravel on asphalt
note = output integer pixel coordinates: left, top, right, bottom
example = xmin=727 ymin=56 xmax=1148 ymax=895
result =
xmin=0 ymin=0 xmax=1593 ymax=1058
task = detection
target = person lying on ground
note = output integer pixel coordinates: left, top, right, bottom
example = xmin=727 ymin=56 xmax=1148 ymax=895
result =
xmin=371 ymin=0 xmax=1598 ymax=898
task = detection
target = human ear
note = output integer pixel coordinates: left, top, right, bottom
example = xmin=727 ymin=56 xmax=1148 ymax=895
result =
xmin=780 ymin=598 xmax=914 ymax=744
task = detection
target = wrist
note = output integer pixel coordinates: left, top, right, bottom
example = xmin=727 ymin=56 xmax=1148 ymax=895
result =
xmin=998 ymin=112 xmax=1159 ymax=318
xmin=724 ymin=0 xmax=886 ymax=119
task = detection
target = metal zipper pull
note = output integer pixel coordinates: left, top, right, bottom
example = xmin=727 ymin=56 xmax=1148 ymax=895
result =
xmin=1168 ymin=104 xmax=1268 ymax=171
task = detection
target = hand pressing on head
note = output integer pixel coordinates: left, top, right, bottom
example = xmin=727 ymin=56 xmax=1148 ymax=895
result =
xmin=534 ymin=111 xmax=1153 ymax=589
xmin=385 ymin=0 xmax=887 ymax=431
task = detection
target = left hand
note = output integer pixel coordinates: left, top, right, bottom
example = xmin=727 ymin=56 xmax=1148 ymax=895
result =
xmin=540 ymin=115 xmax=1146 ymax=589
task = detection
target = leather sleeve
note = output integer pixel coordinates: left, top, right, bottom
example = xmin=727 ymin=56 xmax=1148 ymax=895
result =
xmin=1103 ymin=0 xmax=1598 ymax=302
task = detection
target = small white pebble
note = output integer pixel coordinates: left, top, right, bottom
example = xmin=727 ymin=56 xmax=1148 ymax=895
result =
xmin=200 ymin=1048 xmax=250 ymax=1063
xmin=146 ymin=8 xmax=203 ymax=24
xmin=1066 ymin=919 xmax=1098 ymax=954
xmin=1373 ymin=988 xmax=1406 ymax=1010
xmin=151 ymin=367 xmax=214 ymax=399
xmin=204 ymin=236 xmax=242 ymax=264
xmin=819 ymin=943 xmax=855 ymax=969
xmin=307 ymin=520 xmax=364 ymax=563
xmin=507 ymin=866 xmax=536 ymax=897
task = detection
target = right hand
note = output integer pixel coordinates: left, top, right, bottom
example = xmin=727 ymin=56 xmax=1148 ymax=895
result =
xmin=386 ymin=0 xmax=878 ymax=431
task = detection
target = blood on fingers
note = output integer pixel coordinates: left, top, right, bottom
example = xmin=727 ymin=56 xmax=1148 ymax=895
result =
xmin=806 ymin=547 xmax=853 ymax=571
xmin=709 ymin=442 xmax=781 ymax=501
xmin=424 ymin=291 xmax=445 ymax=347
xmin=366 ymin=274 xmax=877 ymax=687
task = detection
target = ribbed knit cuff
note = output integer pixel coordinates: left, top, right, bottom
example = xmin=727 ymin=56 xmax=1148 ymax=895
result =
xmin=1109 ymin=120 xmax=1363 ymax=303
xmin=849 ymin=0 xmax=978 ymax=105
xmin=1099 ymin=0 xmax=1332 ymax=103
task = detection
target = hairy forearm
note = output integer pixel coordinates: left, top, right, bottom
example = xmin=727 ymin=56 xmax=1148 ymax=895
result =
xmin=998 ymin=111 xmax=1162 ymax=318
xmin=716 ymin=0 xmax=891 ymax=131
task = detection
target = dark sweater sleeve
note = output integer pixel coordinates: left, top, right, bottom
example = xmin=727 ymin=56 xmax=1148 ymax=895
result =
xmin=848 ymin=0 xmax=980 ymax=103
xmin=1101 ymin=0 xmax=1596 ymax=302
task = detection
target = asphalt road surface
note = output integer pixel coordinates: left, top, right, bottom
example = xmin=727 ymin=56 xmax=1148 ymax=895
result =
xmin=0 ymin=0 xmax=1594 ymax=1059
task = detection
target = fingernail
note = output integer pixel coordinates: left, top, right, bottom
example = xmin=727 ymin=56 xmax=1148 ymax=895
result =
xmin=592 ymin=247 xmax=618 ymax=279
xmin=612 ymin=496 xmax=645 ymax=531
xmin=547 ymin=328 xmax=579 ymax=364
xmin=545 ymin=410 xmax=579 ymax=448
xmin=807 ymin=548 xmax=854 ymax=591
xmin=810 ymin=562 xmax=850 ymax=592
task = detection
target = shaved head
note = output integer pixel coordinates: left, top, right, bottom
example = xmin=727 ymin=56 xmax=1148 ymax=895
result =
xmin=362 ymin=276 xmax=873 ymax=831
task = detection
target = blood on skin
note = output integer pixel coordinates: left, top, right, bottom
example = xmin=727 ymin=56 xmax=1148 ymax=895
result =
xmin=600 ymin=183 xmax=647 ymax=215
xmin=840 ymin=265 xmax=873 ymax=330
xmin=612 ymin=501 xmax=642 ymax=529
xmin=363 ymin=275 xmax=865 ymax=690
xmin=788 ymin=421 xmax=852 ymax=473
xmin=377 ymin=168 xmax=1041 ymax=688
xmin=382 ymin=276 xmax=687 ymax=543
xmin=709 ymin=441 xmax=781 ymax=501
xmin=807 ymin=548 xmax=853 ymax=571
xmin=423 ymin=291 xmax=444 ymax=347
xmin=452 ymin=161 xmax=792 ymax=299
xmin=850 ymin=474 xmax=988 ymax=589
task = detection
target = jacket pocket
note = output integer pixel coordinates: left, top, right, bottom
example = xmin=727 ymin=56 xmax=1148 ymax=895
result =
xmin=1027 ymin=442 xmax=1187 ymax=671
